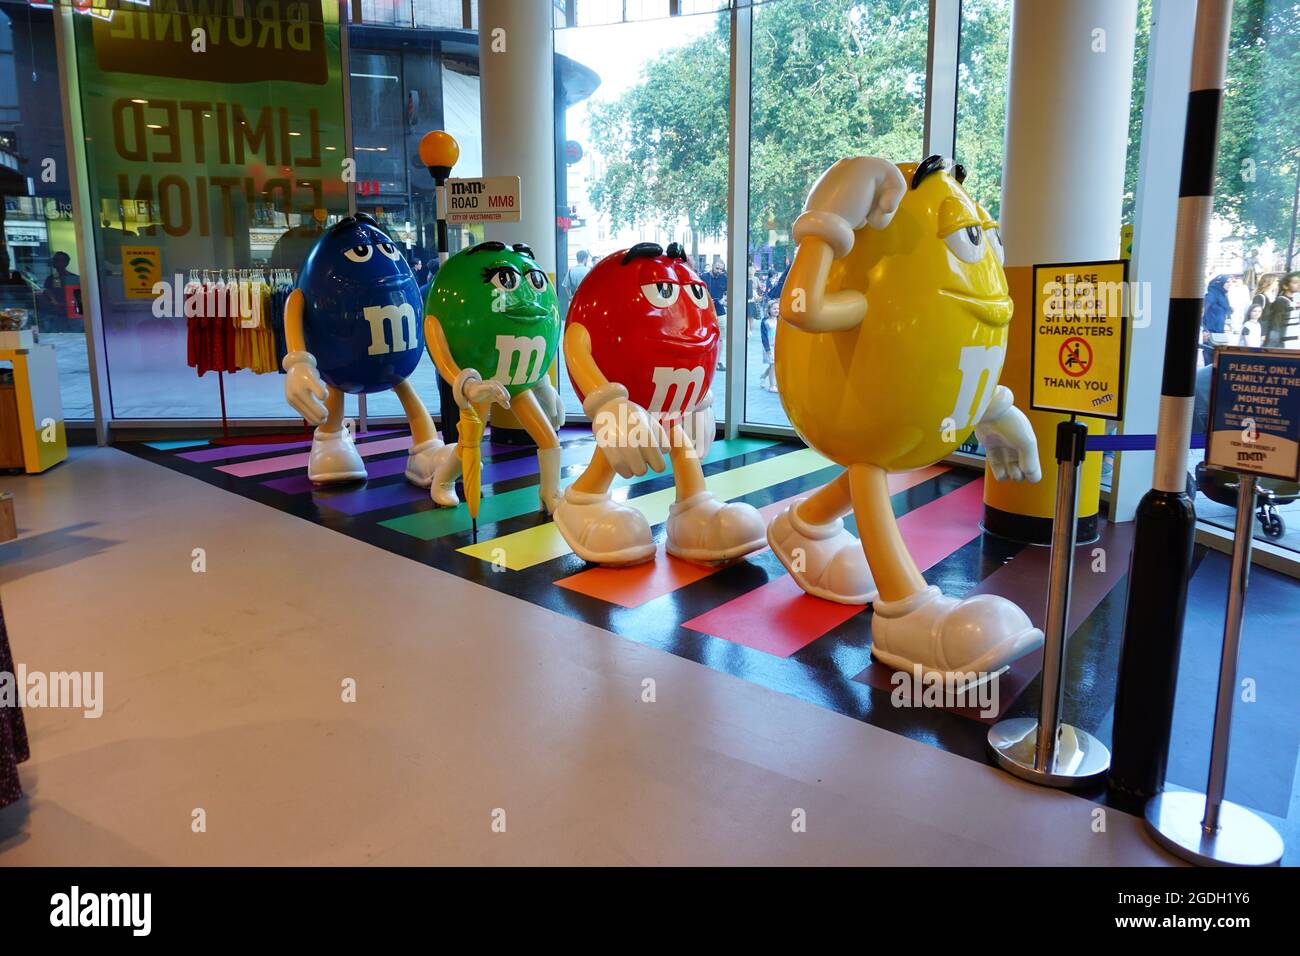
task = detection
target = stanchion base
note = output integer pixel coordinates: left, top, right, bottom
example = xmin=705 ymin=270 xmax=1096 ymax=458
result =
xmin=1144 ymin=791 xmax=1283 ymax=866
xmin=987 ymin=717 xmax=1110 ymax=788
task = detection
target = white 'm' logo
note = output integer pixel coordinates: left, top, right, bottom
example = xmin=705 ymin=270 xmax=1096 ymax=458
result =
xmin=947 ymin=345 xmax=1005 ymax=429
xmin=362 ymin=303 xmax=417 ymax=355
xmin=492 ymin=334 xmax=547 ymax=386
xmin=647 ymin=366 xmax=706 ymax=417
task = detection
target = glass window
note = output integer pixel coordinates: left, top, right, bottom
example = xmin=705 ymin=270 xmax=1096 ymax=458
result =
xmin=1193 ymin=0 xmax=1300 ymax=554
xmin=574 ymin=0 xmax=673 ymax=27
xmin=358 ymin=1 xmax=473 ymax=30
xmin=345 ymin=20 xmax=485 ymax=420
xmin=69 ymin=0 xmax=353 ymax=420
xmin=953 ymin=0 xmax=1010 ymax=220
xmin=555 ymin=10 xmax=731 ymax=418
xmin=744 ymin=0 xmax=929 ymax=427
xmin=0 ymin=2 xmax=89 ymax=420
xmin=359 ymin=0 xmax=409 ymax=27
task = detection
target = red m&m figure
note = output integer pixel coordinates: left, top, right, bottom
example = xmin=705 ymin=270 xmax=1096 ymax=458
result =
xmin=554 ymin=242 xmax=765 ymax=566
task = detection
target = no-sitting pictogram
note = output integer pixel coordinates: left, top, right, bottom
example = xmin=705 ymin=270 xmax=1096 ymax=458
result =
xmin=1059 ymin=336 xmax=1092 ymax=378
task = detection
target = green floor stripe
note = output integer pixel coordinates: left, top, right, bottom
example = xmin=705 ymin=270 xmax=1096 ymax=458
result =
xmin=380 ymin=436 xmax=779 ymax=542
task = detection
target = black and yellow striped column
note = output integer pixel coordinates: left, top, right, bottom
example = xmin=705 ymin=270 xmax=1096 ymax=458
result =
xmin=1110 ymin=0 xmax=1233 ymax=800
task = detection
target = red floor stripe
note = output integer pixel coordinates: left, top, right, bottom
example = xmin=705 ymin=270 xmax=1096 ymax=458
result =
xmin=891 ymin=476 xmax=986 ymax=573
xmin=689 ymin=576 xmax=867 ymax=656
xmin=681 ymin=467 xmax=969 ymax=655
xmin=558 ymin=465 xmax=949 ymax=609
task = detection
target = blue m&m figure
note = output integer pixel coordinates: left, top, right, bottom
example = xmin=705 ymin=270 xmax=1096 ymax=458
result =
xmin=297 ymin=214 xmax=425 ymax=393
xmin=282 ymin=213 xmax=444 ymax=485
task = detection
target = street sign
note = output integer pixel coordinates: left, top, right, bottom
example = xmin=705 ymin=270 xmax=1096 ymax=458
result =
xmin=441 ymin=176 xmax=521 ymax=224
xmin=1029 ymin=259 xmax=1128 ymax=420
xmin=1205 ymin=346 xmax=1300 ymax=482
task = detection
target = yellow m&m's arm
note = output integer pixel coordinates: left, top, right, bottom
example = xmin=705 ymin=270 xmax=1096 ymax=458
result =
xmin=779 ymin=237 xmax=869 ymax=334
xmin=285 ymin=289 xmax=307 ymax=353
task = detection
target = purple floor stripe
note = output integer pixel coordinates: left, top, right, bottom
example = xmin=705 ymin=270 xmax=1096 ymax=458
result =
xmin=262 ymin=440 xmax=594 ymax=505
xmin=318 ymin=481 xmax=429 ymax=516
xmin=179 ymin=430 xmax=397 ymax=463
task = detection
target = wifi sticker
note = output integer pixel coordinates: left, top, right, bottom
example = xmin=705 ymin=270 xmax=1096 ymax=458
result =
xmin=122 ymin=246 xmax=161 ymax=300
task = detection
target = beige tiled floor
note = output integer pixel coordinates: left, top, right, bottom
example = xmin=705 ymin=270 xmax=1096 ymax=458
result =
xmin=0 ymin=448 xmax=1174 ymax=865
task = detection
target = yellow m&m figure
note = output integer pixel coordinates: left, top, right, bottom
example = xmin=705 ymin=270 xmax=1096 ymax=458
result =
xmin=770 ymin=155 xmax=1044 ymax=684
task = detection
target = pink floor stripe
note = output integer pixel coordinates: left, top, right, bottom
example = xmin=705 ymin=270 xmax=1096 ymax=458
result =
xmin=681 ymin=467 xmax=965 ymax=655
xmin=217 ymin=435 xmax=413 ymax=478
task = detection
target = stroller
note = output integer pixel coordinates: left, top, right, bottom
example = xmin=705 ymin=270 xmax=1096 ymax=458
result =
xmin=1194 ymin=462 xmax=1298 ymax=539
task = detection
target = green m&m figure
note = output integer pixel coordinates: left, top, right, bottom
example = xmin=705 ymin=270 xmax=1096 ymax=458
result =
xmin=422 ymin=240 xmax=566 ymax=512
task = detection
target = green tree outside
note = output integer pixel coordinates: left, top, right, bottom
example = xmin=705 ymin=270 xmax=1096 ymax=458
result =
xmin=584 ymin=0 xmax=1299 ymax=275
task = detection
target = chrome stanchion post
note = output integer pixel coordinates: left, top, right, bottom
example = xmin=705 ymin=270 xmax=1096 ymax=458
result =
xmin=988 ymin=418 xmax=1111 ymax=787
xmin=1035 ymin=427 xmax=1079 ymax=772
xmin=1144 ymin=473 xmax=1284 ymax=866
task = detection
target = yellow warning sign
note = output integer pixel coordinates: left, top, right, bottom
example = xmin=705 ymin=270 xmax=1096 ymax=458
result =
xmin=1030 ymin=260 xmax=1128 ymax=421
xmin=122 ymin=246 xmax=162 ymax=300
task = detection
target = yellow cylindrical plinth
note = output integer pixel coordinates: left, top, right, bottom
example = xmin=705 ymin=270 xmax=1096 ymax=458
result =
xmin=983 ymin=0 xmax=1136 ymax=543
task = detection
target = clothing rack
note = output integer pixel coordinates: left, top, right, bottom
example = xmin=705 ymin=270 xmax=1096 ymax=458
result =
xmin=184 ymin=267 xmax=301 ymax=442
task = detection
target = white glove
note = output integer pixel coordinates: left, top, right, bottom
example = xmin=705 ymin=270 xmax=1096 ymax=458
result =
xmin=679 ymin=389 xmax=716 ymax=459
xmin=533 ymin=378 xmax=566 ymax=430
xmin=975 ymin=386 xmax=1042 ymax=484
xmin=584 ymin=382 xmax=668 ymax=479
xmin=792 ymin=156 xmax=908 ymax=258
xmin=283 ymin=351 xmax=329 ymax=425
xmin=454 ymin=368 xmax=510 ymax=409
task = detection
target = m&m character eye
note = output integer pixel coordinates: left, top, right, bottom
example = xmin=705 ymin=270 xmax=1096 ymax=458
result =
xmin=489 ymin=267 xmax=521 ymax=292
xmin=641 ymin=282 xmax=679 ymax=308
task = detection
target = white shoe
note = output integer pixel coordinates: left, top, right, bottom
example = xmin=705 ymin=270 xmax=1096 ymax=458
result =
xmin=767 ymin=501 xmax=876 ymax=605
xmin=870 ymin=585 xmax=1043 ymax=684
xmin=665 ymin=491 xmax=765 ymax=564
xmin=429 ymin=444 xmax=462 ymax=507
xmin=307 ymin=427 xmax=366 ymax=484
xmin=553 ymin=487 xmax=656 ymax=566
xmin=404 ymin=438 xmax=445 ymax=488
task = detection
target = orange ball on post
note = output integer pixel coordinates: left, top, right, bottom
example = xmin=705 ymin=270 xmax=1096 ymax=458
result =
xmin=418 ymin=130 xmax=460 ymax=180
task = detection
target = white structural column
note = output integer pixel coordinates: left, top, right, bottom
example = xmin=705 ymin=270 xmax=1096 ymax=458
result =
xmin=1111 ymin=0 xmax=1198 ymax=521
xmin=1000 ymin=0 xmax=1136 ymax=264
xmin=984 ymin=0 xmax=1137 ymax=542
xmin=477 ymin=0 xmax=558 ymax=274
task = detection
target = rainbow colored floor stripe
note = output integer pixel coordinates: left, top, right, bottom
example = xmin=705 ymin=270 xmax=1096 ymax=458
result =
xmin=126 ymin=426 xmax=1300 ymax=848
